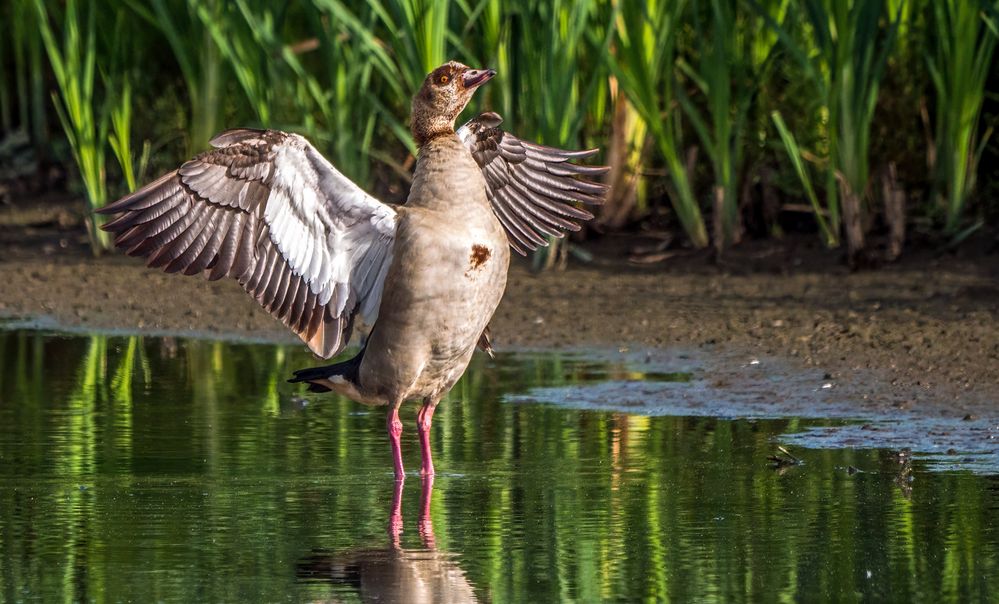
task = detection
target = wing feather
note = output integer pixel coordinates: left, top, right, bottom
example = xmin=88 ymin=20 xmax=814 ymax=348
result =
xmin=98 ymin=128 xmax=397 ymax=359
xmin=164 ymin=206 xmax=219 ymax=274
xmin=457 ymin=112 xmax=608 ymax=255
xmin=136 ymin=202 xmax=201 ymax=260
xmin=492 ymin=188 xmax=549 ymax=249
xmin=189 ymin=210 xmax=232 ymax=276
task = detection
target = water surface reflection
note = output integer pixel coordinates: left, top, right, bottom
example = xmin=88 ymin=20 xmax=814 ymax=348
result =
xmin=0 ymin=331 xmax=997 ymax=602
xmin=298 ymin=478 xmax=477 ymax=603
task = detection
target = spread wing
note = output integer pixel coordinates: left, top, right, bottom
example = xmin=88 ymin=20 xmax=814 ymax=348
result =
xmin=97 ymin=128 xmax=396 ymax=359
xmin=457 ymin=112 xmax=608 ymax=255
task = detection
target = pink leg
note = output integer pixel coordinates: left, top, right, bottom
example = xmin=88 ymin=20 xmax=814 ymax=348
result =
xmin=416 ymin=399 xmax=439 ymax=477
xmin=387 ymin=405 xmax=405 ymax=481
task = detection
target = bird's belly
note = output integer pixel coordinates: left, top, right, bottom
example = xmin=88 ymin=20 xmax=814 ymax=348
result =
xmin=360 ymin=216 xmax=509 ymax=402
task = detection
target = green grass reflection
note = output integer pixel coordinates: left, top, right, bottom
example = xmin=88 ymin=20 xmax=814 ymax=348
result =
xmin=0 ymin=331 xmax=997 ymax=602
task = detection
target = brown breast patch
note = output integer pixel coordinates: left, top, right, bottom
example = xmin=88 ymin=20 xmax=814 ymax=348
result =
xmin=469 ymin=244 xmax=491 ymax=270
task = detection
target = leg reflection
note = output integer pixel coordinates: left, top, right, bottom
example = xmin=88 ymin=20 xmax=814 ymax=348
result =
xmin=388 ymin=475 xmax=436 ymax=548
xmin=388 ymin=476 xmax=405 ymax=547
xmin=418 ymin=475 xmax=435 ymax=549
xmin=298 ymin=475 xmax=478 ymax=602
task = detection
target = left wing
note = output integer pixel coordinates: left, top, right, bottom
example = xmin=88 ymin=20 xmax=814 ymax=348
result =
xmin=97 ymin=128 xmax=396 ymax=359
xmin=457 ymin=112 xmax=608 ymax=255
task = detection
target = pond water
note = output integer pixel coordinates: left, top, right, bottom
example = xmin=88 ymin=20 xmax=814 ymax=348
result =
xmin=1 ymin=331 xmax=997 ymax=602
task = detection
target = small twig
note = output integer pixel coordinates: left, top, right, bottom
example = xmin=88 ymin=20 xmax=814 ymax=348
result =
xmin=767 ymin=445 xmax=803 ymax=469
xmin=776 ymin=445 xmax=800 ymax=463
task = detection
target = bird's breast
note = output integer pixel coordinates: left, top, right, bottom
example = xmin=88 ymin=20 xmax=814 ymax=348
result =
xmin=357 ymin=206 xmax=508 ymax=401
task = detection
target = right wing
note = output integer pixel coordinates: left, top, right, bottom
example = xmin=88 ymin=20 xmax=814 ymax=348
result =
xmin=98 ymin=129 xmax=396 ymax=359
xmin=457 ymin=112 xmax=608 ymax=255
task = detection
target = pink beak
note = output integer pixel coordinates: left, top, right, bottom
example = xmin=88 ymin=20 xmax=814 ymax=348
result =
xmin=463 ymin=68 xmax=496 ymax=89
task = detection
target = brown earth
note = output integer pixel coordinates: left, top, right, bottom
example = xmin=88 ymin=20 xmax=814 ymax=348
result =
xmin=2 ymin=195 xmax=998 ymax=419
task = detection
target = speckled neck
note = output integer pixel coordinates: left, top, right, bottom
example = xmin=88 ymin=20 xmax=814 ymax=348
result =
xmin=411 ymin=115 xmax=456 ymax=148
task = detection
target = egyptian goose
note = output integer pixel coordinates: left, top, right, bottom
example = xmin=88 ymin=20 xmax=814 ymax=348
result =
xmin=98 ymin=61 xmax=607 ymax=480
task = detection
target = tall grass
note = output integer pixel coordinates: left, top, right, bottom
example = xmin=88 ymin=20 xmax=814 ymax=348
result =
xmin=312 ymin=0 xmax=454 ymax=158
xmin=461 ymin=0 xmax=513 ymax=119
xmin=7 ymin=0 xmax=998 ymax=262
xmin=106 ymin=10 xmax=145 ymax=194
xmin=771 ymin=111 xmax=835 ymax=244
xmin=510 ymin=0 xmax=613 ymax=269
xmin=927 ymin=1 xmax=998 ymax=237
xmin=107 ymin=80 xmax=140 ymax=194
xmin=295 ymin=1 xmax=381 ymax=184
xmin=34 ymin=0 xmax=111 ymax=251
xmin=762 ymin=0 xmax=900 ymax=264
xmin=196 ymin=0 xmax=282 ymax=127
xmin=127 ymin=0 xmax=225 ymax=154
xmin=378 ymin=0 xmax=453 ymax=80
xmin=676 ymin=0 xmax=784 ymax=253
xmin=611 ymin=0 xmax=709 ymax=249
xmin=8 ymin=0 xmax=50 ymax=158
xmin=601 ymin=88 xmax=650 ymax=230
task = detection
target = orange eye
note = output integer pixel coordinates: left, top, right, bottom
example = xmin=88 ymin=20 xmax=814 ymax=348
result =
xmin=438 ymin=74 xmax=449 ymax=85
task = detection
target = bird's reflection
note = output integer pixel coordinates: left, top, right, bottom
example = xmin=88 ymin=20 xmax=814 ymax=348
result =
xmin=297 ymin=478 xmax=478 ymax=603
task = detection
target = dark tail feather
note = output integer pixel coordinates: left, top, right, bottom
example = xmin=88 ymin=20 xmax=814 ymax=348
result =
xmin=477 ymin=325 xmax=495 ymax=359
xmin=288 ymin=365 xmax=334 ymax=392
xmin=288 ymin=347 xmax=365 ymax=393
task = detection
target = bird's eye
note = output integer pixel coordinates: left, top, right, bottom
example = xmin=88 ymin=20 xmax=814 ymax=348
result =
xmin=438 ymin=74 xmax=449 ymax=85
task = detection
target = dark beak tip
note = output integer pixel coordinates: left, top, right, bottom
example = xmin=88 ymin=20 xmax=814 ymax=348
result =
xmin=464 ymin=68 xmax=496 ymax=88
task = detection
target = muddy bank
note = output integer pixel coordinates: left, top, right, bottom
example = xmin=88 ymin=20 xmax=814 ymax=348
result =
xmin=1 ymin=197 xmax=998 ymax=418
xmin=504 ymin=347 xmax=999 ymax=473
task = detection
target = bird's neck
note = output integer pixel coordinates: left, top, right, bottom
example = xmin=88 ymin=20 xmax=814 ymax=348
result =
xmin=411 ymin=114 xmax=455 ymax=147
xmin=407 ymin=135 xmax=490 ymax=213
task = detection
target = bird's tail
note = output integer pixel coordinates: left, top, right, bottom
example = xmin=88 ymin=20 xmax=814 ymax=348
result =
xmin=288 ymin=347 xmax=365 ymax=393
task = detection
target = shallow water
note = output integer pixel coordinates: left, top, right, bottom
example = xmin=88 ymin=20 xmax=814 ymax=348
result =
xmin=1 ymin=331 xmax=997 ymax=603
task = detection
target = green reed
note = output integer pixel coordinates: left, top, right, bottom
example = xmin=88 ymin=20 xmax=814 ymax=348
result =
xmin=33 ymin=0 xmax=111 ymax=251
xmin=761 ymin=0 xmax=900 ymax=263
xmin=7 ymin=0 xmax=999 ymax=260
xmin=511 ymin=0 xmax=613 ymax=269
xmin=292 ymin=1 xmax=382 ymax=185
xmin=7 ymin=0 xmax=50 ymax=157
xmin=461 ymin=0 xmax=513 ymax=119
xmin=127 ymin=0 xmax=225 ymax=154
xmin=676 ymin=0 xmax=783 ymax=253
xmin=771 ymin=110 xmax=835 ymax=245
xmin=105 ymin=9 xmax=145 ymax=194
xmin=611 ymin=0 xmax=709 ymax=249
xmin=196 ymin=0 xmax=280 ymax=127
xmin=311 ymin=0 xmax=454 ymax=159
xmin=927 ymin=1 xmax=998 ymax=238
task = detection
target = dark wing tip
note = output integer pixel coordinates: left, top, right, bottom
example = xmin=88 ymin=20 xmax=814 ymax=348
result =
xmin=96 ymin=171 xmax=181 ymax=222
xmin=563 ymin=148 xmax=602 ymax=160
xmin=549 ymin=163 xmax=610 ymax=179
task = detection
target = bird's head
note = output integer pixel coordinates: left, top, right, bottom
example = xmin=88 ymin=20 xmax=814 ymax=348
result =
xmin=411 ymin=61 xmax=495 ymax=146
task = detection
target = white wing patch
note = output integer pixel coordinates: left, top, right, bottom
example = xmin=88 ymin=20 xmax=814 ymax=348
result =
xmin=264 ymin=134 xmax=396 ymax=323
xmin=99 ymin=126 xmax=398 ymax=359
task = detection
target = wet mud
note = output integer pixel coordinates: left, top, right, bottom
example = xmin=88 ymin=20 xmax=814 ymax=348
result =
xmin=1 ymin=198 xmax=997 ymax=424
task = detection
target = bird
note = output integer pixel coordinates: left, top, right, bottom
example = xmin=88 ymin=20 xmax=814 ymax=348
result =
xmin=97 ymin=61 xmax=607 ymax=481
